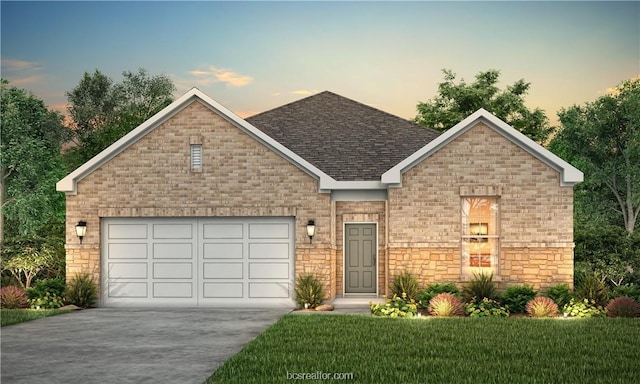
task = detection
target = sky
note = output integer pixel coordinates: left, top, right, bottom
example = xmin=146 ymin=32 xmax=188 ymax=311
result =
xmin=1 ymin=1 xmax=639 ymax=126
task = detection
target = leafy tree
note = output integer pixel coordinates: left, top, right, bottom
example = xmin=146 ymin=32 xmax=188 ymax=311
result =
xmin=64 ymin=68 xmax=175 ymax=170
xmin=550 ymin=78 xmax=640 ymax=235
xmin=415 ymin=69 xmax=554 ymax=143
xmin=0 ymin=79 xmax=69 ymax=245
xmin=0 ymin=237 xmax=62 ymax=288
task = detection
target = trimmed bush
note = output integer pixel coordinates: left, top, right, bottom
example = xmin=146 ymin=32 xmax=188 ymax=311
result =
xmin=611 ymin=284 xmax=640 ymax=303
xmin=294 ymin=274 xmax=325 ymax=309
xmin=66 ymin=273 xmax=97 ymax=308
xmin=417 ymin=282 xmax=460 ymax=309
xmin=465 ymin=297 xmax=509 ymax=317
xmin=526 ymin=296 xmax=558 ymax=318
xmin=0 ymin=286 xmax=29 ymax=309
xmin=27 ymin=277 xmax=66 ymax=309
xmin=370 ymin=293 xmax=418 ymax=318
xmin=501 ymin=285 xmax=537 ymax=314
xmin=428 ymin=293 xmax=465 ymax=317
xmin=563 ymin=298 xmax=605 ymax=318
xmin=575 ymin=272 xmax=610 ymax=308
xmin=462 ymin=272 xmax=497 ymax=303
xmin=545 ymin=284 xmax=573 ymax=309
xmin=606 ymin=296 xmax=640 ymax=318
xmin=390 ymin=271 xmax=420 ymax=301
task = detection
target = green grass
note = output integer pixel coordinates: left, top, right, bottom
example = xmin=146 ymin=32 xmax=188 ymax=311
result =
xmin=1 ymin=309 xmax=72 ymax=327
xmin=207 ymin=315 xmax=640 ymax=384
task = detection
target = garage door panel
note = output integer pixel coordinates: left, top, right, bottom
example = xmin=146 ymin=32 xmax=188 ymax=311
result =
xmin=249 ymin=223 xmax=290 ymax=239
xmin=203 ymin=223 xmax=243 ymax=239
xmin=203 ymin=262 xmax=243 ymax=279
xmin=108 ymin=282 xmax=148 ymax=298
xmin=203 ymin=282 xmax=243 ymax=298
xmin=153 ymin=263 xmax=192 ymax=279
xmin=153 ymin=243 xmax=193 ymax=259
xmin=249 ymin=243 xmax=289 ymax=259
xmin=249 ymin=263 xmax=289 ymax=279
xmin=249 ymin=282 xmax=289 ymax=298
xmin=108 ymin=224 xmax=148 ymax=239
xmin=153 ymin=224 xmax=193 ymax=239
xmin=108 ymin=262 xmax=147 ymax=279
xmin=103 ymin=217 xmax=294 ymax=307
xmin=108 ymin=243 xmax=148 ymax=259
xmin=153 ymin=282 xmax=193 ymax=298
xmin=203 ymin=243 xmax=243 ymax=259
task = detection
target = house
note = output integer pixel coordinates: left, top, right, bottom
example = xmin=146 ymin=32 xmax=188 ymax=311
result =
xmin=56 ymin=88 xmax=583 ymax=307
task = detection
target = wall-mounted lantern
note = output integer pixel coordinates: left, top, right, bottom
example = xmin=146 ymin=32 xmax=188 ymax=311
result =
xmin=76 ymin=221 xmax=87 ymax=244
xmin=306 ymin=220 xmax=316 ymax=244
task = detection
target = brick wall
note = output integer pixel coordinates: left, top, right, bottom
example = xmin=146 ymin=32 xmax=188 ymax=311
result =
xmin=387 ymin=122 xmax=574 ymax=289
xmin=65 ymin=100 xmax=333 ymax=295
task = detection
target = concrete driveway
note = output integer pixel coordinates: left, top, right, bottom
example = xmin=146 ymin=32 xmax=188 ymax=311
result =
xmin=1 ymin=308 xmax=289 ymax=384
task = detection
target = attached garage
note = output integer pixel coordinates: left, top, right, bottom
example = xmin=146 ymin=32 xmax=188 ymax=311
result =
xmin=102 ymin=217 xmax=295 ymax=307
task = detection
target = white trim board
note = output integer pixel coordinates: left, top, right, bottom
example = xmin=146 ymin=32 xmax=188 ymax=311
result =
xmin=381 ymin=108 xmax=583 ymax=187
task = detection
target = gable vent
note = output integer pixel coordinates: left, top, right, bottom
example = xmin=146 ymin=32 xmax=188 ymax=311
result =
xmin=191 ymin=144 xmax=203 ymax=170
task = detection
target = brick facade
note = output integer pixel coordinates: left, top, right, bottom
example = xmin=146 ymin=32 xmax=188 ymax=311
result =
xmin=387 ymin=123 xmax=574 ymax=291
xmin=63 ymin=101 xmax=576 ymax=303
xmin=65 ymin=100 xmax=333 ymax=297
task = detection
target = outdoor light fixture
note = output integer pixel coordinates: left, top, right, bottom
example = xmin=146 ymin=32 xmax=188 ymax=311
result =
xmin=76 ymin=221 xmax=87 ymax=244
xmin=306 ymin=220 xmax=316 ymax=244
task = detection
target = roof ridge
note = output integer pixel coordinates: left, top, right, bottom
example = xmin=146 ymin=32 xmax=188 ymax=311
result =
xmin=247 ymin=91 xmax=330 ymax=119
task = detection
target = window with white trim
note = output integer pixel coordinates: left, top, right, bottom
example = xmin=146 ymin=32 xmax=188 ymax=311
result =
xmin=461 ymin=197 xmax=499 ymax=276
xmin=190 ymin=144 xmax=203 ymax=171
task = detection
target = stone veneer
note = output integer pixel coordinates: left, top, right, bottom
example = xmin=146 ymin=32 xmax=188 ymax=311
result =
xmin=387 ymin=122 xmax=575 ymax=291
xmin=63 ymin=103 xmax=576 ymax=302
xmin=64 ymin=100 xmax=334 ymax=297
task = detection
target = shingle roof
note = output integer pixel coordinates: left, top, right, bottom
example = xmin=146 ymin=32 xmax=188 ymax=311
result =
xmin=246 ymin=91 xmax=440 ymax=181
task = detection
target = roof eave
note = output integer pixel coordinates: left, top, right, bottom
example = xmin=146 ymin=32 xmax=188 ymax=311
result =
xmin=56 ymin=88 xmax=333 ymax=195
xmin=381 ymin=108 xmax=583 ymax=187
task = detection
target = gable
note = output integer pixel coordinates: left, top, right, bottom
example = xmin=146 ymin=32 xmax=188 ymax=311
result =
xmin=56 ymin=88 xmax=335 ymax=195
xmin=381 ymin=109 xmax=583 ymax=187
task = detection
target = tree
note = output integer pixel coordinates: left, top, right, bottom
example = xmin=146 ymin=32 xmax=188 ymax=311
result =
xmin=549 ymin=78 xmax=640 ymax=235
xmin=1 ymin=238 xmax=61 ymax=288
xmin=415 ymin=69 xmax=554 ymax=143
xmin=0 ymin=80 xmax=69 ymax=245
xmin=64 ymin=68 xmax=175 ymax=170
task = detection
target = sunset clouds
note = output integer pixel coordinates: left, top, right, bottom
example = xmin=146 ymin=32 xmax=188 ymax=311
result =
xmin=188 ymin=66 xmax=253 ymax=87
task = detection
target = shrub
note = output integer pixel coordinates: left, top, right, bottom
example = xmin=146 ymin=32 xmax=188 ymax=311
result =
xmin=525 ymin=296 xmax=558 ymax=318
xmin=575 ymin=272 xmax=610 ymax=308
xmin=294 ymin=274 xmax=325 ymax=309
xmin=26 ymin=277 xmax=67 ymax=309
xmin=428 ymin=293 xmax=465 ymax=317
xmin=611 ymin=284 xmax=640 ymax=303
xmin=465 ymin=297 xmax=509 ymax=317
xmin=390 ymin=271 xmax=420 ymax=301
xmin=29 ymin=292 xmax=65 ymax=309
xmin=545 ymin=284 xmax=573 ymax=309
xmin=501 ymin=285 xmax=537 ymax=314
xmin=370 ymin=293 xmax=418 ymax=318
xmin=66 ymin=273 xmax=98 ymax=308
xmin=0 ymin=285 xmax=29 ymax=309
xmin=605 ymin=297 xmax=640 ymax=318
xmin=27 ymin=277 xmax=66 ymax=298
xmin=417 ymin=282 xmax=460 ymax=309
xmin=462 ymin=272 xmax=497 ymax=303
xmin=562 ymin=298 xmax=605 ymax=318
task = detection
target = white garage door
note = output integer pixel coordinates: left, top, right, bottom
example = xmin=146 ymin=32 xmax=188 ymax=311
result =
xmin=101 ymin=217 xmax=295 ymax=307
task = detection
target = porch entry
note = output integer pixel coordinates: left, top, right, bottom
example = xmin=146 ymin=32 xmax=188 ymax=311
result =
xmin=344 ymin=223 xmax=377 ymax=294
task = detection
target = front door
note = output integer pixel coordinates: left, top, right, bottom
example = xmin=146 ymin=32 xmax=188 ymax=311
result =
xmin=345 ymin=224 xmax=377 ymax=293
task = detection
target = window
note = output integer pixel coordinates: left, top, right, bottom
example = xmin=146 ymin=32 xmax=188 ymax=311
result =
xmin=190 ymin=144 xmax=202 ymax=171
xmin=461 ymin=197 xmax=499 ymax=276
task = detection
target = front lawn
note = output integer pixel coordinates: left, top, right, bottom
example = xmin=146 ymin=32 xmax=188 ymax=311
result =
xmin=207 ymin=314 xmax=640 ymax=384
xmin=1 ymin=309 xmax=72 ymax=327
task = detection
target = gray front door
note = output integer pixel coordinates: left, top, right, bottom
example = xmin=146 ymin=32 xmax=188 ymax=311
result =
xmin=345 ymin=224 xmax=377 ymax=293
